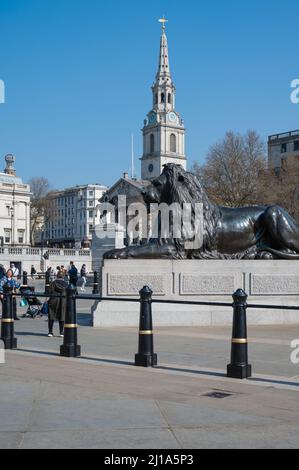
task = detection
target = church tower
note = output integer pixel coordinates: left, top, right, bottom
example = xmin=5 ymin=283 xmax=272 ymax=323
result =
xmin=141 ymin=18 xmax=187 ymax=180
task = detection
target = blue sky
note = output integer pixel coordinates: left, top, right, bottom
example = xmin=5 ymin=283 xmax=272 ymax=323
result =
xmin=0 ymin=0 xmax=299 ymax=189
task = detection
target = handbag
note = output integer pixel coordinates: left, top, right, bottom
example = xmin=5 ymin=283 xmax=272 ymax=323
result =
xmin=20 ymin=298 xmax=28 ymax=307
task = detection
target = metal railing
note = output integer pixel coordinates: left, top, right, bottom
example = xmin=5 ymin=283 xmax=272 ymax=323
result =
xmin=1 ymin=272 xmax=299 ymax=380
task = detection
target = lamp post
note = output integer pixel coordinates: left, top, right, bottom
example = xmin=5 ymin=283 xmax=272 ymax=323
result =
xmin=9 ymin=206 xmax=14 ymax=247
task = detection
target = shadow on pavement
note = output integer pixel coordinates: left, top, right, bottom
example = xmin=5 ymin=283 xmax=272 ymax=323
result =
xmin=248 ymin=376 xmax=299 ymax=388
xmin=12 ymin=348 xmax=298 ymax=387
xmin=16 ymin=348 xmax=59 ymax=357
xmin=158 ymin=365 xmax=226 ymax=378
xmin=16 ymin=332 xmax=49 ymax=338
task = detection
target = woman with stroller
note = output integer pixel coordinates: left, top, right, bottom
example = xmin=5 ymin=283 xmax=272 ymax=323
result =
xmin=0 ymin=269 xmax=21 ymax=320
xmin=47 ymin=271 xmax=68 ymax=337
xmin=0 ymin=265 xmax=6 ymax=313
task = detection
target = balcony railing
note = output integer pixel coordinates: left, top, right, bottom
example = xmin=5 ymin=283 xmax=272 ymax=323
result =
xmin=0 ymin=246 xmax=91 ymax=257
xmin=269 ymin=129 xmax=299 ymax=142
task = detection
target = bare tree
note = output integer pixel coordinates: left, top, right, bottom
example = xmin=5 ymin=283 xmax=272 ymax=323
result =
xmin=28 ymin=177 xmax=51 ymax=245
xmin=258 ymin=158 xmax=299 ymax=221
xmin=192 ymin=130 xmax=267 ymax=207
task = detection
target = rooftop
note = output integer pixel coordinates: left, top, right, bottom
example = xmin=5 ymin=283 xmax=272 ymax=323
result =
xmin=268 ymin=129 xmax=299 ymax=143
xmin=0 ymin=171 xmax=23 ymax=185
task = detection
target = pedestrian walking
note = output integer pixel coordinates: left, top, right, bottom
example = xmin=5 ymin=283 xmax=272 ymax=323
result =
xmin=47 ymin=273 xmax=68 ymax=337
xmin=80 ymin=264 xmax=87 ymax=292
xmin=10 ymin=263 xmax=19 ymax=278
xmin=31 ymin=265 xmax=37 ymax=280
xmin=56 ymin=266 xmax=61 ymax=278
xmin=60 ymin=265 xmax=68 ymax=281
xmin=68 ymin=262 xmax=78 ymax=288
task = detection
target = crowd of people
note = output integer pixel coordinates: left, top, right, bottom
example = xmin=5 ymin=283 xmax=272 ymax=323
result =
xmin=43 ymin=263 xmax=88 ymax=291
xmin=0 ymin=262 xmax=89 ymax=336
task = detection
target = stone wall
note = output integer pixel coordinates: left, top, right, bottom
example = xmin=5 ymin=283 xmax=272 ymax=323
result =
xmin=92 ymin=259 xmax=299 ymax=327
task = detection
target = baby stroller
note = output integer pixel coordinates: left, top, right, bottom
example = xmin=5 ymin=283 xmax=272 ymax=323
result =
xmin=20 ymin=286 xmax=43 ymax=319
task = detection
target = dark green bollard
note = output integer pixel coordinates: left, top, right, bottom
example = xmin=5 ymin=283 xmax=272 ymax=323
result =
xmin=22 ymin=271 xmax=28 ymax=287
xmin=60 ymin=284 xmax=81 ymax=358
xmin=227 ymin=289 xmax=252 ymax=379
xmin=45 ymin=271 xmax=50 ymax=295
xmin=12 ymin=296 xmax=17 ymax=320
xmin=135 ymin=286 xmax=157 ymax=368
xmin=1 ymin=285 xmax=17 ymax=349
xmin=92 ymin=271 xmax=100 ymax=295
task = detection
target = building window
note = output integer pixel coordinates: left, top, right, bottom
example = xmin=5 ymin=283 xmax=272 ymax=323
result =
xmin=89 ymin=190 xmax=94 ymax=197
xmin=155 ymin=93 xmax=158 ymax=105
xmin=18 ymin=231 xmax=24 ymax=244
xmin=4 ymin=230 xmax=10 ymax=244
xmin=89 ymin=201 xmax=94 ymax=207
xmin=294 ymin=141 xmax=299 ymax=151
xmin=150 ymin=134 xmax=155 ymax=153
xmin=161 ymin=93 xmax=165 ymax=103
xmin=89 ymin=224 xmax=93 ymax=234
xmin=170 ymin=133 xmax=177 ymax=153
xmin=168 ymin=93 xmax=171 ymax=104
xmin=89 ymin=210 xmax=94 ymax=218
xmin=281 ymin=143 xmax=287 ymax=153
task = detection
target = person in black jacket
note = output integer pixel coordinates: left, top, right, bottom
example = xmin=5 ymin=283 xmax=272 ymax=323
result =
xmin=47 ymin=274 xmax=68 ymax=337
xmin=68 ymin=262 xmax=78 ymax=287
xmin=30 ymin=265 xmax=36 ymax=280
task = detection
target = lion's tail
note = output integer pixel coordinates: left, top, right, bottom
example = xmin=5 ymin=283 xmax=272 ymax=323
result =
xmin=262 ymin=248 xmax=299 ymax=260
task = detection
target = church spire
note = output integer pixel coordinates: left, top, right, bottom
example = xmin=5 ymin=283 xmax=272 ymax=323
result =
xmin=156 ymin=17 xmax=171 ymax=83
xmin=152 ymin=17 xmax=175 ymax=113
xmin=141 ymin=18 xmax=187 ymax=181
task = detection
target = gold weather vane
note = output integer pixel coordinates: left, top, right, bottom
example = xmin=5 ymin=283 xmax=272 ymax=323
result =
xmin=158 ymin=16 xmax=168 ymax=31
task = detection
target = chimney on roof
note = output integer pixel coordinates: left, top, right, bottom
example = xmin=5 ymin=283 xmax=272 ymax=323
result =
xmin=4 ymin=154 xmax=16 ymax=176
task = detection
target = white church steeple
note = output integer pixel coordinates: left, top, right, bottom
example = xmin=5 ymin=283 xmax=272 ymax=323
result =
xmin=141 ymin=18 xmax=187 ymax=180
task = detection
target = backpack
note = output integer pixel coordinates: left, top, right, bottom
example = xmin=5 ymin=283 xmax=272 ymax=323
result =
xmin=41 ymin=301 xmax=49 ymax=315
xmin=70 ymin=266 xmax=78 ymax=276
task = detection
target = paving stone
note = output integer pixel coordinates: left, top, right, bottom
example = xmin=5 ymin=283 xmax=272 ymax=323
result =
xmin=29 ymin=398 xmax=166 ymax=432
xmin=157 ymin=400 xmax=279 ymax=428
xmin=173 ymin=424 xmax=299 ymax=449
xmin=0 ymin=432 xmax=24 ymax=449
xmin=21 ymin=428 xmax=180 ymax=449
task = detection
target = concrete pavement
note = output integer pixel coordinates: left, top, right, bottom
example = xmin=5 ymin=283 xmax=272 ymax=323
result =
xmin=0 ymin=286 xmax=299 ymax=449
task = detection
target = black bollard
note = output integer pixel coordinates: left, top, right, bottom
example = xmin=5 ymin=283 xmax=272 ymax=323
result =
xmin=135 ymin=286 xmax=157 ymax=368
xmin=92 ymin=271 xmax=100 ymax=295
xmin=227 ymin=289 xmax=252 ymax=379
xmin=60 ymin=284 xmax=81 ymax=358
xmin=12 ymin=296 xmax=17 ymax=320
xmin=45 ymin=271 xmax=50 ymax=295
xmin=22 ymin=271 xmax=28 ymax=287
xmin=1 ymin=285 xmax=17 ymax=349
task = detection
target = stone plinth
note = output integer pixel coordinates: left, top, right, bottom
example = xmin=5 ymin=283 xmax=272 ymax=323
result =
xmin=92 ymin=260 xmax=299 ymax=327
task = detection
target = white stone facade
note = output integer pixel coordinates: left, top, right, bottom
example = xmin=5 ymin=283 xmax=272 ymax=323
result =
xmin=44 ymin=184 xmax=108 ymax=247
xmin=0 ymin=155 xmax=31 ymax=247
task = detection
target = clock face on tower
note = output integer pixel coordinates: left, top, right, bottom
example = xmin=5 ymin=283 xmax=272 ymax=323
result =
xmin=148 ymin=112 xmax=157 ymax=125
xmin=148 ymin=164 xmax=154 ymax=173
xmin=168 ymin=112 xmax=178 ymax=124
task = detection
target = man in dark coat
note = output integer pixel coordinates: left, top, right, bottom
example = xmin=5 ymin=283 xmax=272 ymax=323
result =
xmin=68 ymin=262 xmax=78 ymax=288
xmin=48 ymin=276 xmax=68 ymax=337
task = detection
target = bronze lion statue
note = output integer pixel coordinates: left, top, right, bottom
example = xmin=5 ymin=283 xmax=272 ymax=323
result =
xmin=104 ymin=164 xmax=299 ymax=260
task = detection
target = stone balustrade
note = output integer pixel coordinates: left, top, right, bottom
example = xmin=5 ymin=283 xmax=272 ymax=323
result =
xmin=0 ymin=246 xmax=92 ymax=272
